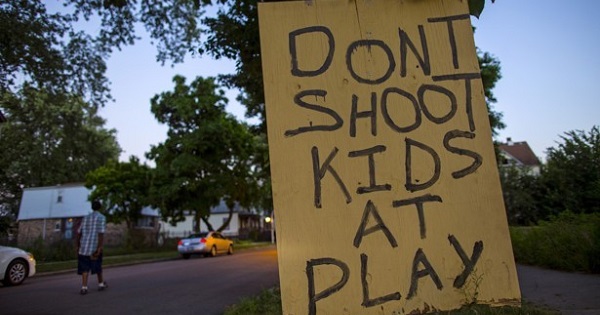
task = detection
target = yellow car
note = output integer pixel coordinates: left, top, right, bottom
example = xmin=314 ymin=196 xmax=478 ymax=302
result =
xmin=177 ymin=231 xmax=234 ymax=259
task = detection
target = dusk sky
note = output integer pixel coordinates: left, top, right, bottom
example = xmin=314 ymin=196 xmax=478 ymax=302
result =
xmin=91 ymin=0 xmax=599 ymax=163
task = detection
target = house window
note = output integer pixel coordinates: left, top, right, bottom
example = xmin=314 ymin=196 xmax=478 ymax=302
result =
xmin=57 ymin=195 xmax=63 ymax=203
xmin=136 ymin=216 xmax=155 ymax=229
xmin=54 ymin=221 xmax=61 ymax=231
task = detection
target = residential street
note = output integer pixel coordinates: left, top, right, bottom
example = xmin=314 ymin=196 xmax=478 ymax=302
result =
xmin=0 ymin=246 xmax=279 ymax=315
xmin=1 ymin=246 xmax=600 ymax=315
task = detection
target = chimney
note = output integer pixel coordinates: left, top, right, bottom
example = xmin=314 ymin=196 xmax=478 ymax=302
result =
xmin=506 ymin=137 xmax=513 ymax=145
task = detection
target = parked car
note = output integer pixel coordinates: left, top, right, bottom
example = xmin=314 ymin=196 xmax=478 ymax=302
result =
xmin=0 ymin=246 xmax=36 ymax=286
xmin=177 ymin=231 xmax=233 ymax=259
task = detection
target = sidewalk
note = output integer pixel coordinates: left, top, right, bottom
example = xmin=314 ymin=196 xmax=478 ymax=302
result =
xmin=517 ymin=264 xmax=600 ymax=315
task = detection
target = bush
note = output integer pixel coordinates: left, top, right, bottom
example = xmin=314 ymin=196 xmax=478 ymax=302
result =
xmin=224 ymin=287 xmax=282 ymax=315
xmin=25 ymin=237 xmax=76 ymax=262
xmin=511 ymin=212 xmax=600 ymax=273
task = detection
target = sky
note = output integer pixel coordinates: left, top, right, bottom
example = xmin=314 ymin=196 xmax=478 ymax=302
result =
xmin=95 ymin=0 xmax=599 ymax=163
xmin=471 ymin=1 xmax=600 ymax=160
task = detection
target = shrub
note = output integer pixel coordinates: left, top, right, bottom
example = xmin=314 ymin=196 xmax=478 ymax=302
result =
xmin=224 ymin=287 xmax=282 ymax=315
xmin=25 ymin=237 xmax=76 ymax=262
xmin=511 ymin=212 xmax=600 ymax=273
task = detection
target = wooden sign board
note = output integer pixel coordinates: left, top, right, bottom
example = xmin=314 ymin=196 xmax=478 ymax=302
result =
xmin=258 ymin=0 xmax=521 ymax=314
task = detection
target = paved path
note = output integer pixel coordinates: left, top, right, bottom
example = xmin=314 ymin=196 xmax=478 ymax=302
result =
xmin=517 ymin=264 xmax=600 ymax=315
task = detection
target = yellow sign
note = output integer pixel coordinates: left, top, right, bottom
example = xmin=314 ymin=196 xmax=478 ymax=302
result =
xmin=258 ymin=0 xmax=521 ymax=314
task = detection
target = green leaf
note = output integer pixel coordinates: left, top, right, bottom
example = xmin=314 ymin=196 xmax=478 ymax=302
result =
xmin=469 ymin=0 xmax=485 ymax=19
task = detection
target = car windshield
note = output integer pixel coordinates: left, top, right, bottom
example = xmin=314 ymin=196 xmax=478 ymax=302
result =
xmin=186 ymin=232 xmax=208 ymax=239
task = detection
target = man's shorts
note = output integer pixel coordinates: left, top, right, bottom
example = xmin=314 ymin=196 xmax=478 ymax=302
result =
xmin=77 ymin=254 xmax=103 ymax=275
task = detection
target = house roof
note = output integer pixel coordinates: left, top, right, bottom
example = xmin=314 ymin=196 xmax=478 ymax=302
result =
xmin=18 ymin=184 xmax=92 ymax=220
xmin=210 ymin=200 xmax=256 ymax=214
xmin=498 ymin=141 xmax=541 ymax=166
xmin=18 ymin=184 xmax=159 ymax=220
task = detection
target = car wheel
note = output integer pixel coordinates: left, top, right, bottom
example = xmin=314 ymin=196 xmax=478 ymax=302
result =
xmin=182 ymin=254 xmax=191 ymax=259
xmin=3 ymin=259 xmax=28 ymax=286
xmin=210 ymin=246 xmax=217 ymax=257
xmin=227 ymin=244 xmax=233 ymax=255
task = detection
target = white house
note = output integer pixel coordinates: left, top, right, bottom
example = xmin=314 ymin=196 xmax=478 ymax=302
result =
xmin=498 ymin=138 xmax=542 ymax=176
xmin=17 ymin=184 xmax=160 ymax=247
xmin=159 ymin=200 xmax=264 ymax=240
xmin=17 ymin=184 xmax=266 ymax=246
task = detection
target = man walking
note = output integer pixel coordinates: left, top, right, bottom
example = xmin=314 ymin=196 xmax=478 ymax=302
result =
xmin=76 ymin=200 xmax=108 ymax=295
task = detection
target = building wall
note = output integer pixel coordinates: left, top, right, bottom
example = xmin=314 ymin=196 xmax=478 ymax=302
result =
xmin=18 ymin=218 xmax=159 ymax=247
xmin=160 ymin=213 xmax=240 ymax=238
xmin=18 ymin=219 xmax=63 ymax=246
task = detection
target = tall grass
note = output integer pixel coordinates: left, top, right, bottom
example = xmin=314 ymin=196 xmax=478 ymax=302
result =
xmin=510 ymin=211 xmax=600 ymax=273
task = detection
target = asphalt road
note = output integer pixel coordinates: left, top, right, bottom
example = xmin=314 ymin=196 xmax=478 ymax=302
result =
xmin=0 ymin=246 xmax=279 ymax=315
xmin=517 ymin=264 xmax=600 ymax=315
xmin=2 ymin=247 xmax=600 ymax=315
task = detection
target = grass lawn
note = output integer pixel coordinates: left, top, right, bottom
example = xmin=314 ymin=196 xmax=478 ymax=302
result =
xmin=36 ymin=241 xmax=272 ymax=274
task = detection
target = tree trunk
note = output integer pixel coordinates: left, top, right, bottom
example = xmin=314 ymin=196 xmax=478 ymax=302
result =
xmin=201 ymin=215 xmax=214 ymax=232
xmin=193 ymin=211 xmax=201 ymax=232
xmin=217 ymin=205 xmax=234 ymax=232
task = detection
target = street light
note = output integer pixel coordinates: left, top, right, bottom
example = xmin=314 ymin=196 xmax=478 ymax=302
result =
xmin=264 ymin=213 xmax=275 ymax=244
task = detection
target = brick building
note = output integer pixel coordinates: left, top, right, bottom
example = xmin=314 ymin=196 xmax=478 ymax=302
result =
xmin=17 ymin=184 xmax=159 ymax=247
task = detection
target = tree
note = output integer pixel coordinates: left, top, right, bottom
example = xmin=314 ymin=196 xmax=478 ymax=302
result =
xmin=8 ymin=0 xmax=499 ymax=132
xmin=2 ymin=0 xmax=107 ymax=107
xmin=147 ymin=75 xmax=258 ymax=232
xmin=499 ymin=165 xmax=545 ymax=225
xmin=1 ymin=0 xmax=206 ymax=108
xmin=542 ymin=126 xmax=600 ymax=214
xmin=479 ymin=51 xmax=505 ymax=136
xmin=0 ymin=86 xmax=120 ymax=222
xmin=201 ymin=0 xmax=504 ymax=216
xmin=7 ymin=0 xmax=500 ymax=224
xmin=202 ymin=0 xmax=504 ymax=133
xmin=85 ymin=156 xmax=151 ymax=230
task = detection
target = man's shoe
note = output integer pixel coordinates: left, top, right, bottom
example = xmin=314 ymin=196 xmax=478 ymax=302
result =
xmin=99 ymin=282 xmax=108 ymax=291
xmin=80 ymin=287 xmax=88 ymax=295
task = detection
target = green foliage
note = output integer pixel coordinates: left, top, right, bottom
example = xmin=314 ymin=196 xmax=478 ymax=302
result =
xmin=499 ymin=166 xmax=547 ymax=225
xmin=0 ymin=86 xmax=120 ymax=218
xmin=543 ymin=126 xmax=600 ymax=214
xmin=201 ymin=0 xmax=504 ymax=216
xmin=1 ymin=0 xmax=110 ymax=107
xmin=0 ymin=214 xmax=13 ymax=237
xmin=478 ymin=51 xmax=505 ymax=135
xmin=5 ymin=0 xmax=502 ymax=222
xmin=500 ymin=126 xmax=600 ymax=225
xmin=469 ymin=0 xmax=497 ymax=19
xmin=459 ymin=268 xmax=484 ymax=305
xmin=224 ymin=287 xmax=282 ymax=315
xmin=468 ymin=0 xmax=486 ymax=19
xmin=25 ymin=238 xmax=76 ymax=263
xmin=202 ymin=0 xmax=265 ymax=129
xmin=147 ymin=75 xmax=260 ymax=232
xmin=510 ymin=212 xmax=600 ymax=273
xmin=85 ymin=156 xmax=151 ymax=229
xmin=1 ymin=0 xmax=207 ymax=107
